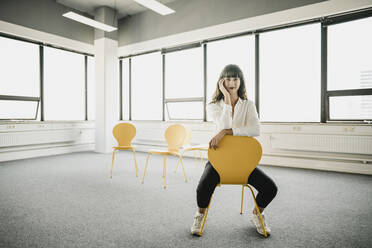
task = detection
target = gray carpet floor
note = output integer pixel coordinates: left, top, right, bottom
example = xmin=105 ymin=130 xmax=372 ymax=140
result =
xmin=0 ymin=151 xmax=371 ymax=248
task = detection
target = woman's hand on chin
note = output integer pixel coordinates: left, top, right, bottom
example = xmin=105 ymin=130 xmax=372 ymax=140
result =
xmin=218 ymin=79 xmax=231 ymax=105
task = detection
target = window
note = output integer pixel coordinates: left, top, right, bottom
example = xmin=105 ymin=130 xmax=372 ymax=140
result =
xmin=165 ymin=47 xmax=203 ymax=99
xmin=259 ymin=24 xmax=321 ymax=122
xmin=0 ymin=99 xmax=39 ymax=120
xmin=44 ymin=47 xmax=85 ymax=121
xmin=327 ymin=16 xmax=372 ymax=121
xmin=166 ymin=101 xmax=204 ymax=120
xmin=165 ymin=47 xmax=203 ymax=120
xmin=131 ymin=52 xmax=162 ymax=120
xmin=328 ymin=17 xmax=372 ymax=91
xmin=329 ymin=95 xmax=372 ymax=120
xmin=87 ymin=56 xmax=95 ymax=120
xmin=121 ymin=58 xmax=130 ymax=120
xmin=207 ymin=35 xmax=255 ymax=112
xmin=0 ymin=36 xmax=40 ymax=97
xmin=0 ymin=36 xmax=40 ymax=119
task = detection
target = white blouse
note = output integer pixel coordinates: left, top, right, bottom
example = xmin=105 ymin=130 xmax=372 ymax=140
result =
xmin=207 ymin=98 xmax=260 ymax=137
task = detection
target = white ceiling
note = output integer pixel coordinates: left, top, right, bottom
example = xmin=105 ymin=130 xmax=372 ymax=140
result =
xmin=56 ymin=0 xmax=179 ymax=19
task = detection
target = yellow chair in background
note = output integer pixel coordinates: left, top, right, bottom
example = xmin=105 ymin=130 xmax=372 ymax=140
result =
xmin=141 ymin=124 xmax=187 ymax=188
xmin=174 ymin=127 xmax=208 ymax=172
xmin=111 ymin=123 xmax=139 ymax=178
xmin=199 ymin=135 xmax=268 ymax=237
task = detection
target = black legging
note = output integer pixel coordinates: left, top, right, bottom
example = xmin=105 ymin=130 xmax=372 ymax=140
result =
xmin=197 ymin=161 xmax=278 ymax=208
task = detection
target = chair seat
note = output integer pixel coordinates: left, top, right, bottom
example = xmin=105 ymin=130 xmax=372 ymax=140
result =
xmin=113 ymin=145 xmax=134 ymax=150
xmin=149 ymin=149 xmax=179 ymax=155
xmin=183 ymin=144 xmax=208 ymax=151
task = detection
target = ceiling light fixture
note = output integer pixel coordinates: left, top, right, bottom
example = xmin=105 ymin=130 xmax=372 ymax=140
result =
xmin=133 ymin=0 xmax=175 ymax=15
xmin=63 ymin=11 xmax=117 ymax=32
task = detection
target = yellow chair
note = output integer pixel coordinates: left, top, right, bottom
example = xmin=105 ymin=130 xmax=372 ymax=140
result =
xmin=174 ymin=127 xmax=208 ymax=172
xmin=199 ymin=135 xmax=268 ymax=237
xmin=110 ymin=123 xmax=139 ymax=178
xmin=141 ymin=124 xmax=188 ymax=188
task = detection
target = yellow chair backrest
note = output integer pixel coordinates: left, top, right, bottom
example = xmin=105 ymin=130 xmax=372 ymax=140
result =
xmin=165 ymin=124 xmax=186 ymax=153
xmin=208 ymin=135 xmax=262 ymax=185
xmin=112 ymin=123 xmax=136 ymax=147
xmin=182 ymin=126 xmax=192 ymax=147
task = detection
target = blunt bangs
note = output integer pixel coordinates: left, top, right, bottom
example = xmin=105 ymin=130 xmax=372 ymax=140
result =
xmin=220 ymin=64 xmax=243 ymax=79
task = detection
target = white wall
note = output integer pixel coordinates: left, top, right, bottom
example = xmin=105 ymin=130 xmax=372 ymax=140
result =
xmin=0 ymin=122 xmax=94 ymax=162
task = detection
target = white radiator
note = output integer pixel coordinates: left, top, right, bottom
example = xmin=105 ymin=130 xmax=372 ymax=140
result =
xmin=0 ymin=130 xmax=81 ymax=148
xmin=270 ymin=134 xmax=372 ymax=155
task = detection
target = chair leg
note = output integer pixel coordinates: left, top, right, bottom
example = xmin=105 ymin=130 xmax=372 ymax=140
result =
xmin=163 ymin=155 xmax=167 ymax=189
xmin=110 ymin=149 xmax=117 ymax=178
xmin=174 ymin=159 xmax=179 ymax=173
xmin=174 ymin=151 xmax=182 ymax=173
xmin=240 ymin=185 xmax=245 ymax=214
xmin=247 ymin=185 xmax=268 ymax=237
xmin=162 ymin=156 xmax=166 ymax=178
xmin=179 ymin=155 xmax=188 ymax=182
xmin=199 ymin=193 xmax=214 ymax=236
xmin=198 ymin=150 xmax=204 ymax=167
xmin=131 ymin=148 xmax=139 ymax=177
xmin=141 ymin=153 xmax=151 ymax=184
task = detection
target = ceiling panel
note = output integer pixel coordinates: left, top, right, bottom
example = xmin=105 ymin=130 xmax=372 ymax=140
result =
xmin=56 ymin=0 xmax=178 ymax=18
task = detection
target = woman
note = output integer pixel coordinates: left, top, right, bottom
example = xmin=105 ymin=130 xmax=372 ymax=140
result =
xmin=191 ymin=64 xmax=278 ymax=237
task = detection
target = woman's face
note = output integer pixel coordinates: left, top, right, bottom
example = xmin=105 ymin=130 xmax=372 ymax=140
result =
xmin=223 ymin=76 xmax=240 ymax=94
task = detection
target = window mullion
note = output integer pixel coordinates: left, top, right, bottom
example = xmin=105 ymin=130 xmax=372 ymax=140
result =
xmin=255 ymin=33 xmax=260 ymax=117
xmin=39 ymin=45 xmax=44 ymax=121
xmin=84 ymin=56 xmax=88 ymax=121
xmin=203 ymin=43 xmax=207 ymax=122
xmin=321 ymin=24 xmax=328 ymax=123
xmin=119 ymin=59 xmax=123 ymax=121
xmin=162 ymin=53 xmax=165 ymax=121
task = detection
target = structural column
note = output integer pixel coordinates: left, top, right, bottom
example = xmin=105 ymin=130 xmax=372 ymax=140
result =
xmin=94 ymin=6 xmax=119 ymax=153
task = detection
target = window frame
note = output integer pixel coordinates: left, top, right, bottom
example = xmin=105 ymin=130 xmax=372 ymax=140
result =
xmin=258 ymin=22 xmax=322 ymax=123
xmin=128 ymin=51 xmax=163 ymax=121
xmin=0 ymin=95 xmax=40 ymax=120
xmin=0 ymin=32 xmax=94 ymax=122
xmin=322 ymin=12 xmax=372 ymax=123
xmin=163 ymin=43 xmax=205 ymax=121
xmin=0 ymin=34 xmax=41 ymax=120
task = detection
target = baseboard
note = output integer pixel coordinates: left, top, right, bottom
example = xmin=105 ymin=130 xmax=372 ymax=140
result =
xmin=0 ymin=143 xmax=94 ymax=162
xmin=261 ymin=155 xmax=372 ymax=175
